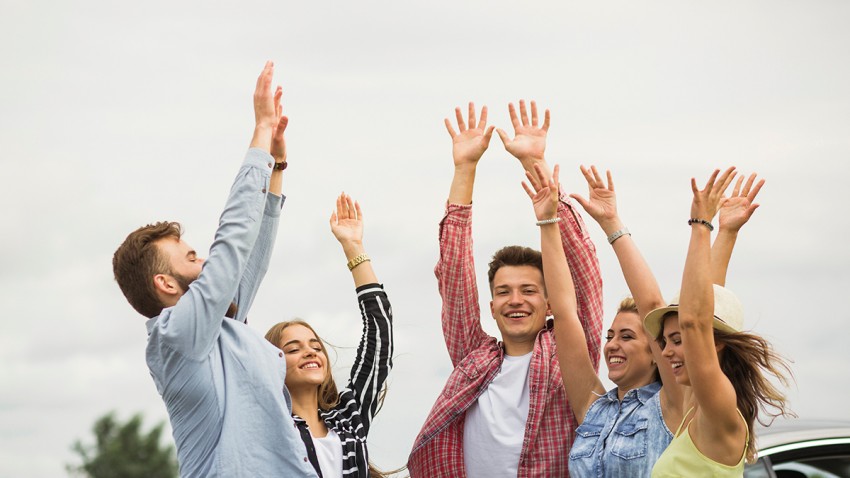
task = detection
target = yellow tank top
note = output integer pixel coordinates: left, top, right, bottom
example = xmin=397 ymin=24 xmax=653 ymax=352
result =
xmin=651 ymin=407 xmax=748 ymax=477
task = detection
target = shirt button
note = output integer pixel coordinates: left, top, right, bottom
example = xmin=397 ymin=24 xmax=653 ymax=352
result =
xmin=303 ymin=457 xmax=308 ymax=462
xmin=267 ymin=162 xmax=273 ymax=168
xmin=279 ymin=352 xmax=283 ymax=358
xmin=261 ymin=188 xmax=267 ymax=193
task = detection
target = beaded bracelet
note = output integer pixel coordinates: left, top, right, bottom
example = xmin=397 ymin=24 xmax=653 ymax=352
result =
xmin=688 ymin=218 xmax=714 ymax=231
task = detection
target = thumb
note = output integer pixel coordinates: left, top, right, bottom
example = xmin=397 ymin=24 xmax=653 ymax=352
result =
xmin=496 ymin=128 xmax=510 ymax=146
xmin=569 ymin=193 xmax=591 ymax=212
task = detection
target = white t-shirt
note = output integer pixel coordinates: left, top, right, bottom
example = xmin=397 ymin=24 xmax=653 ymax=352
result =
xmin=463 ymin=352 xmax=532 ymax=477
xmin=313 ymin=428 xmax=343 ymax=478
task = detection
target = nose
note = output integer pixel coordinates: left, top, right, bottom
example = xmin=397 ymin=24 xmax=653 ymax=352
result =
xmin=661 ymin=341 xmax=673 ymax=357
xmin=508 ymin=290 xmax=524 ymax=305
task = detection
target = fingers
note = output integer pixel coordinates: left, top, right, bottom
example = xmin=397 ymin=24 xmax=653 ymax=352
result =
xmin=525 ymin=168 xmax=543 ymax=192
xmin=454 ymin=107 xmax=466 ymax=133
xmin=606 ymin=170 xmax=615 ymax=192
xmin=519 ymin=100 xmax=529 ymax=127
xmin=691 ymin=177 xmax=700 ymax=195
xmin=716 ymin=167 xmax=737 ymax=196
xmin=551 ymin=163 xmax=561 ymax=191
xmin=579 ymin=165 xmax=595 ymax=188
xmin=479 ymin=105 xmax=488 ymax=131
xmin=541 ymin=109 xmax=550 ymax=132
xmin=274 ymin=86 xmax=282 ymax=117
xmin=507 ymin=102 xmax=520 ymax=130
xmin=496 ymin=128 xmax=510 ymax=146
xmin=467 ymin=102 xmax=476 ymax=130
xmin=702 ymin=169 xmax=720 ymax=191
xmin=748 ymin=178 xmax=765 ymax=202
xmin=531 ymin=101 xmax=538 ymax=127
xmin=590 ymin=165 xmax=604 ymax=187
xmin=731 ymin=175 xmax=743 ymax=198
xmin=521 ymin=180 xmax=535 ymax=199
xmin=354 ymin=200 xmax=363 ymax=222
xmin=484 ymin=125 xmax=495 ymax=143
xmin=569 ymin=193 xmax=591 ymax=212
xmin=255 ymin=61 xmax=273 ymax=93
xmin=444 ymin=118 xmax=457 ymax=138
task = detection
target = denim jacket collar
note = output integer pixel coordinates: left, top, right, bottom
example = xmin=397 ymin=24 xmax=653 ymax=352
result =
xmin=606 ymin=381 xmax=662 ymax=405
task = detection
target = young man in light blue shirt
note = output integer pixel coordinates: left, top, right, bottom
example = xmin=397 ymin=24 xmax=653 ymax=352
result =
xmin=112 ymin=62 xmax=317 ymax=478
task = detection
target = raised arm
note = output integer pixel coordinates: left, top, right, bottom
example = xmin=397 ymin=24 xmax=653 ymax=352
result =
xmin=711 ymin=173 xmax=764 ymax=286
xmin=678 ymin=167 xmax=745 ymax=445
xmin=496 ymin=99 xmax=550 ymax=182
xmin=330 ymin=193 xmax=392 ymax=435
xmin=526 ymin=163 xmax=604 ymax=423
xmin=233 ymin=79 xmax=290 ymax=322
xmin=438 ymin=103 xmax=494 ymax=365
xmin=570 ymin=165 xmax=681 ymax=407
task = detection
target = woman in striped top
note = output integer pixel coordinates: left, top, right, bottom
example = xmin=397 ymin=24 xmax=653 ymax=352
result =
xmin=266 ymin=192 xmax=393 ymax=478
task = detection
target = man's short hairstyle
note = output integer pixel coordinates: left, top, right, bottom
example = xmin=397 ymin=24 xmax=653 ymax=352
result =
xmin=487 ymin=245 xmax=544 ymax=293
xmin=113 ymin=221 xmax=182 ymax=318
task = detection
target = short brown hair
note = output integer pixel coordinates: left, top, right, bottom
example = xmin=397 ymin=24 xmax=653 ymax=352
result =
xmin=487 ymin=245 xmax=544 ymax=293
xmin=113 ymin=221 xmax=182 ymax=318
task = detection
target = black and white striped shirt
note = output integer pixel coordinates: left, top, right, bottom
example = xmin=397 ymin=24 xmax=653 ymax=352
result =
xmin=294 ymin=283 xmax=393 ymax=478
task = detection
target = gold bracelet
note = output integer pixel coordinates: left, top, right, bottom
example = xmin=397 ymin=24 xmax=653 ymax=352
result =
xmin=347 ymin=253 xmax=370 ymax=271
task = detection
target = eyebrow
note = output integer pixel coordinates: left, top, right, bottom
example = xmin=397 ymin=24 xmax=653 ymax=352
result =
xmin=282 ymin=338 xmax=321 ymax=348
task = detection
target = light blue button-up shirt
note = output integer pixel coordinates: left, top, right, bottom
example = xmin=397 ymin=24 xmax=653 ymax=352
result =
xmin=569 ymin=381 xmax=673 ymax=478
xmin=145 ymin=149 xmax=318 ymax=478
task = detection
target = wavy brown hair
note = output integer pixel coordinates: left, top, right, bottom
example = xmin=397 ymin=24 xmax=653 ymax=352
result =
xmin=714 ymin=329 xmax=795 ymax=463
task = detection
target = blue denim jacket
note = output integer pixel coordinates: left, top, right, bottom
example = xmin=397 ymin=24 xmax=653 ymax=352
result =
xmin=569 ymin=382 xmax=672 ymax=478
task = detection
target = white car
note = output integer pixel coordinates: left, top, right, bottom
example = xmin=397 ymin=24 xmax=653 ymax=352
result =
xmin=744 ymin=419 xmax=850 ymax=478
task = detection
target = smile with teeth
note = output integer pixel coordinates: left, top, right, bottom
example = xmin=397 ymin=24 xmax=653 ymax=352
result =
xmin=608 ymin=357 xmax=625 ymax=364
xmin=300 ymin=361 xmax=321 ymax=370
xmin=506 ymin=312 xmax=529 ymax=319
xmin=671 ymin=362 xmax=684 ymax=369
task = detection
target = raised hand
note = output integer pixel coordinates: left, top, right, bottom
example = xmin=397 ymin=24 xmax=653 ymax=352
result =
xmin=569 ymin=165 xmax=619 ymax=229
xmin=253 ymin=61 xmax=278 ymax=129
xmin=445 ymin=102 xmax=495 ymax=169
xmin=523 ymin=163 xmax=561 ymax=221
xmin=270 ymin=86 xmax=289 ymax=164
xmin=330 ymin=193 xmax=364 ymax=247
xmin=718 ymin=173 xmax=764 ymax=232
xmin=496 ymin=100 xmax=550 ymax=166
xmin=691 ymin=166 xmax=737 ymax=225
xmin=250 ymin=61 xmax=282 ymax=153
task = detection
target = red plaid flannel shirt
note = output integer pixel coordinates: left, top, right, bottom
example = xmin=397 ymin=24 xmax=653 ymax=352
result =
xmin=408 ymin=195 xmax=604 ymax=478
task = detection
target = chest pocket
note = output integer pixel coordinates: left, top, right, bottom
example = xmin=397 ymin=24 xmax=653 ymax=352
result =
xmin=610 ymin=417 xmax=649 ymax=460
xmin=569 ymin=422 xmax=602 ymax=459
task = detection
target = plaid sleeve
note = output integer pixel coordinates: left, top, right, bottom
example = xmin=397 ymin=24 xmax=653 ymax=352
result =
xmin=436 ymin=203 xmax=490 ymax=367
xmin=557 ymin=191 xmax=604 ymax=371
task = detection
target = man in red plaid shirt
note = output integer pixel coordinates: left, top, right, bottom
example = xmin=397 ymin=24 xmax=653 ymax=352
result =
xmin=407 ymin=101 xmax=604 ymax=477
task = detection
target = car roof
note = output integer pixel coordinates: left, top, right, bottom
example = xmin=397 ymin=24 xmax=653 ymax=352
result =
xmin=756 ymin=418 xmax=850 ymax=451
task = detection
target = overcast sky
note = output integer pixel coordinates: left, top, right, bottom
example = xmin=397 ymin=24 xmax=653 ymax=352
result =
xmin=2 ymin=1 xmax=849 ymax=476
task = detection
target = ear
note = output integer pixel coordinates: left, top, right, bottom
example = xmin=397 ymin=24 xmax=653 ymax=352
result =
xmin=715 ymin=342 xmax=726 ymax=354
xmin=153 ymin=273 xmax=180 ymax=297
xmin=490 ymin=300 xmax=496 ymax=320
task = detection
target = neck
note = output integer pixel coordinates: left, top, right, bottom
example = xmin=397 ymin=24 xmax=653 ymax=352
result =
xmin=503 ymin=338 xmax=535 ymax=356
xmin=290 ymin=385 xmax=328 ymax=437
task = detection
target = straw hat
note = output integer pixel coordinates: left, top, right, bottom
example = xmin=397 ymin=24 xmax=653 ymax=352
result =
xmin=644 ymin=284 xmax=744 ymax=338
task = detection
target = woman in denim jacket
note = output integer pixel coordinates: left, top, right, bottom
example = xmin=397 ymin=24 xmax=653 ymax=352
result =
xmin=536 ymin=165 xmax=763 ymax=477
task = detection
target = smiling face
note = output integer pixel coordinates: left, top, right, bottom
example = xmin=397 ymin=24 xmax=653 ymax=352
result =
xmin=489 ymin=265 xmax=549 ymax=355
xmin=660 ymin=313 xmax=690 ymax=385
xmin=604 ymin=311 xmax=657 ymax=391
xmin=279 ymin=324 xmax=329 ymax=392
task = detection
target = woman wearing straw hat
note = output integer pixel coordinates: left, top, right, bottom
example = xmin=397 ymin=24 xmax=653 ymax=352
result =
xmin=644 ymin=167 xmax=793 ymax=477
xmin=265 ymin=193 xmax=395 ymax=478
xmin=532 ymin=162 xmax=766 ymax=477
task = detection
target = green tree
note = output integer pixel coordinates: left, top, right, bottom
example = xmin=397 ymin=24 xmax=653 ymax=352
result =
xmin=67 ymin=411 xmax=177 ymax=478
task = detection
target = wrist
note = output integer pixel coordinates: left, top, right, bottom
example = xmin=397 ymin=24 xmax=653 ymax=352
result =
xmin=341 ymin=241 xmax=365 ymax=259
xmin=599 ymin=218 xmax=626 ymax=237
